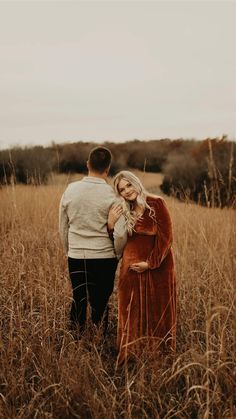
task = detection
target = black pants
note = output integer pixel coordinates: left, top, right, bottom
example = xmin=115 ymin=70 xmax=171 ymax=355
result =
xmin=68 ymin=257 xmax=117 ymax=334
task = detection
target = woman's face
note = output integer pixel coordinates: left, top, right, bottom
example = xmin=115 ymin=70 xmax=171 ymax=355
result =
xmin=118 ymin=178 xmax=138 ymax=202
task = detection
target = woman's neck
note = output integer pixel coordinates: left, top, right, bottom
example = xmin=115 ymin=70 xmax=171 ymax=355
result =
xmin=132 ymin=202 xmax=144 ymax=215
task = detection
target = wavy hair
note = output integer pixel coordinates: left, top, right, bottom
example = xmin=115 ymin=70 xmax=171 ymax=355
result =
xmin=113 ymin=171 xmax=156 ymax=235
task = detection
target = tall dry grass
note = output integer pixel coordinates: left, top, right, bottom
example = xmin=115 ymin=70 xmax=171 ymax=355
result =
xmin=0 ymin=175 xmax=235 ymax=418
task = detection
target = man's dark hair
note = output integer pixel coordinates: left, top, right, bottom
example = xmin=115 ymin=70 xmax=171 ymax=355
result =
xmin=88 ymin=146 xmax=112 ymax=174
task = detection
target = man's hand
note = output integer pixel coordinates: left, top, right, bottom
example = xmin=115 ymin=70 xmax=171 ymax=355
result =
xmin=130 ymin=261 xmax=149 ymax=273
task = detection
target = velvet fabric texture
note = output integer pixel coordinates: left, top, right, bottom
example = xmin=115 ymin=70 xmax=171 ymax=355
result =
xmin=117 ymin=196 xmax=176 ymax=364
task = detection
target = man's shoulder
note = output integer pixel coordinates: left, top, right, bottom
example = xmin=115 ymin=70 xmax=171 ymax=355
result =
xmin=65 ymin=179 xmax=116 ymax=198
xmin=64 ymin=179 xmax=83 ymax=192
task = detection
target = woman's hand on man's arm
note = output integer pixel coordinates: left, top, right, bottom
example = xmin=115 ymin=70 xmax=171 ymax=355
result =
xmin=108 ymin=203 xmax=123 ymax=230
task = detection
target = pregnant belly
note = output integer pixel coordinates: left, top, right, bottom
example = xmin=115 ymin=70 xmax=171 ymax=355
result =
xmin=123 ymin=235 xmax=155 ymax=263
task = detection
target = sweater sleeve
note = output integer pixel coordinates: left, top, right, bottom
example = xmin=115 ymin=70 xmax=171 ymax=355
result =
xmin=59 ymin=192 xmax=69 ymax=254
xmin=114 ymin=215 xmax=128 ymax=260
xmin=147 ymin=198 xmax=173 ymax=269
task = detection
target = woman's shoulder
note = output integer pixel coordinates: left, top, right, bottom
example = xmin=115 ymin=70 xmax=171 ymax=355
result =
xmin=146 ymin=194 xmax=165 ymax=206
xmin=146 ymin=195 xmax=171 ymax=221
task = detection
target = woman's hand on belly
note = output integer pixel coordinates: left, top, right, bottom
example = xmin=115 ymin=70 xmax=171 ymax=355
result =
xmin=129 ymin=261 xmax=149 ymax=273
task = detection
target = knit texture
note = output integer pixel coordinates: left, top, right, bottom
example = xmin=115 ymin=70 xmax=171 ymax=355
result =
xmin=59 ymin=176 xmax=117 ymax=258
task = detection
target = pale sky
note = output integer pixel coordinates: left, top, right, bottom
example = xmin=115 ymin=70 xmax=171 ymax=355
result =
xmin=0 ymin=0 xmax=236 ymax=149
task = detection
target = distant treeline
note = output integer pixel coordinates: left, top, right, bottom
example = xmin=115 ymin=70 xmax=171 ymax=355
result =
xmin=0 ymin=137 xmax=235 ymax=207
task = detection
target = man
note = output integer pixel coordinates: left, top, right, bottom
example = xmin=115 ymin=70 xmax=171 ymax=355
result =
xmin=59 ymin=146 xmax=122 ymax=337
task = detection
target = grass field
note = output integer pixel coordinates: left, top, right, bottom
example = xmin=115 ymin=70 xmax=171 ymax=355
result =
xmin=0 ymin=173 xmax=235 ymax=418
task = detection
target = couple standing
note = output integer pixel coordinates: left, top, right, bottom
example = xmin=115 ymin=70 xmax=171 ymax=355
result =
xmin=59 ymin=146 xmax=176 ymax=364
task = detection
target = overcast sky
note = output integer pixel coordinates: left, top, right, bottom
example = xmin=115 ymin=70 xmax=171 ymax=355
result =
xmin=0 ymin=0 xmax=236 ymax=149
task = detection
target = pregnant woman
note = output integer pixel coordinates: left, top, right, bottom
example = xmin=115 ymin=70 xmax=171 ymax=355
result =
xmin=108 ymin=171 xmax=176 ymax=365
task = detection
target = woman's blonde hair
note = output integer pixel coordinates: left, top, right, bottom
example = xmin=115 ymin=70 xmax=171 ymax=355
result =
xmin=113 ymin=171 xmax=156 ymax=235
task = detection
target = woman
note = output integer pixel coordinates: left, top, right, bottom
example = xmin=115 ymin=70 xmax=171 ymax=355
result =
xmin=108 ymin=171 xmax=176 ymax=365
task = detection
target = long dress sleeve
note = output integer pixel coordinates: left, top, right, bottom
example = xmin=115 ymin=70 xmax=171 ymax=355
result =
xmin=114 ymin=215 xmax=128 ymax=260
xmin=59 ymin=193 xmax=69 ymax=254
xmin=147 ymin=198 xmax=173 ymax=270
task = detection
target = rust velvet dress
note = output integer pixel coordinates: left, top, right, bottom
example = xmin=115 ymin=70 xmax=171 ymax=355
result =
xmin=116 ymin=196 xmax=176 ymax=364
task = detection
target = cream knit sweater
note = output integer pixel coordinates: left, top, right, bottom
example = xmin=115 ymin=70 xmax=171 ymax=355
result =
xmin=59 ymin=176 xmax=118 ymax=259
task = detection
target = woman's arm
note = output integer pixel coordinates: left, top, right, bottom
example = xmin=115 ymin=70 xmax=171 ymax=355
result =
xmin=113 ymin=215 xmax=128 ymax=259
xmin=147 ymin=198 xmax=173 ymax=269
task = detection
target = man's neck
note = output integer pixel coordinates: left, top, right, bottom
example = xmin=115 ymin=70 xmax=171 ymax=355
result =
xmin=88 ymin=170 xmax=107 ymax=180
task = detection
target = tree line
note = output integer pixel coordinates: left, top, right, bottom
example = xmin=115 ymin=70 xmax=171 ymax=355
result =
xmin=0 ymin=137 xmax=235 ymax=207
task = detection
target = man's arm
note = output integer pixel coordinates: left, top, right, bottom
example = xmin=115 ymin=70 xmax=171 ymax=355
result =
xmin=59 ymin=193 xmax=69 ymax=254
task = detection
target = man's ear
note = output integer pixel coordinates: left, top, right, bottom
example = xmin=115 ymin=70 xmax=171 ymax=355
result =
xmin=105 ymin=165 xmax=111 ymax=176
xmin=86 ymin=160 xmax=90 ymax=171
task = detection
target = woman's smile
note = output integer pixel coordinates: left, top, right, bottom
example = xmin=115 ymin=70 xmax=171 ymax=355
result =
xmin=126 ymin=191 xmax=136 ymax=199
